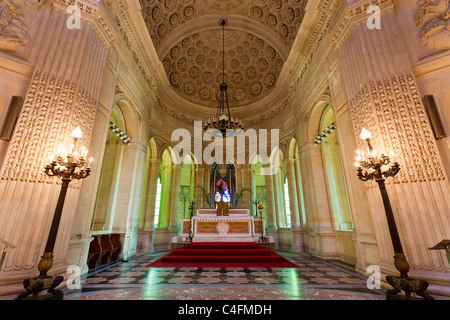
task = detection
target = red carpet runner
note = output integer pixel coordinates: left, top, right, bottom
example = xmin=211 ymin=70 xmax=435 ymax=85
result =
xmin=146 ymin=242 xmax=300 ymax=268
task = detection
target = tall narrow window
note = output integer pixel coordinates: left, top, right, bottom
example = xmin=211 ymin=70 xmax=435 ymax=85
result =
xmin=284 ymin=177 xmax=291 ymax=228
xmin=154 ymin=177 xmax=162 ymax=228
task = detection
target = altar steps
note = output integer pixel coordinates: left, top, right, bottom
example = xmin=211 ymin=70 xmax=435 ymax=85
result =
xmin=162 ymin=255 xmax=284 ymax=263
xmin=146 ymin=242 xmax=300 ymax=268
xmin=172 ymin=248 xmax=272 ymax=257
xmin=184 ymin=242 xmax=260 ymax=250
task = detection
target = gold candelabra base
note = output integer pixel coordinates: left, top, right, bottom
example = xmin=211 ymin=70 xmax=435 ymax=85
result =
xmin=16 ymin=252 xmax=64 ymax=300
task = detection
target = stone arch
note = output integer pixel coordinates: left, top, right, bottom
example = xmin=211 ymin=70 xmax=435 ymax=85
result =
xmin=151 ymin=136 xmax=170 ymax=160
xmin=112 ymin=94 xmax=139 ymax=142
xmin=148 ymin=137 xmax=158 ymax=160
xmin=306 ymin=91 xmax=333 ymax=142
xmin=288 ymin=137 xmax=297 ymax=160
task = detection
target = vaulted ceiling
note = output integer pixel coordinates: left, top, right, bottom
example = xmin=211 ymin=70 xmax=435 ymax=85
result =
xmin=140 ymin=0 xmax=308 ymax=110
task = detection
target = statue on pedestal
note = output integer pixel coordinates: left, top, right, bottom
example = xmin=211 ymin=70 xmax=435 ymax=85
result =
xmin=209 ymin=161 xmax=236 ymax=209
xmin=215 ymin=178 xmax=230 ymax=216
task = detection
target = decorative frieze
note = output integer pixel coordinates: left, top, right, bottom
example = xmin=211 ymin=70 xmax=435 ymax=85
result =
xmin=0 ymin=73 xmax=97 ymax=187
xmin=294 ymin=0 xmax=336 ymax=83
xmin=54 ymin=0 xmax=115 ymax=41
xmin=349 ymin=73 xmax=445 ymax=185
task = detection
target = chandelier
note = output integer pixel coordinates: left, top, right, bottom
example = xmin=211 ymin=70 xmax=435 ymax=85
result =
xmin=203 ymin=19 xmax=244 ymax=137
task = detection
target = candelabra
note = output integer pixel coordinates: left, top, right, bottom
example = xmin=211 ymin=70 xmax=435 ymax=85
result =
xmin=355 ymin=128 xmax=433 ymax=300
xmin=203 ymin=19 xmax=244 ymax=138
xmin=17 ymin=127 xmax=93 ymax=300
xmin=253 ymin=200 xmax=266 ymax=243
xmin=253 ymin=199 xmax=259 ymax=217
xmin=257 ymin=204 xmax=267 ymax=243
xmin=186 ymin=200 xmax=196 ymax=244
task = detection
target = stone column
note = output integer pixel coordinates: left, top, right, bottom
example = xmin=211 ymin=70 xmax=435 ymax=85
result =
xmin=251 ymin=168 xmax=257 ymax=215
xmin=300 ymin=143 xmax=337 ymax=260
xmin=272 ymin=169 xmax=282 ymax=228
xmin=137 ymin=158 xmax=161 ymax=253
xmin=195 ymin=166 xmax=206 ymax=208
xmin=158 ymin=163 xmax=172 ymax=229
xmin=189 ymin=163 xmax=196 ymax=208
xmin=263 ymin=165 xmax=277 ymax=234
xmin=144 ymin=159 xmax=162 ymax=230
xmin=286 ymin=158 xmax=303 ymax=252
xmin=243 ymin=166 xmax=253 ymax=210
xmin=294 ymin=156 xmax=305 ymax=227
xmin=286 ymin=159 xmax=300 ymax=228
xmin=169 ymin=164 xmax=182 ymax=232
xmin=236 ymin=164 xmax=249 ymax=208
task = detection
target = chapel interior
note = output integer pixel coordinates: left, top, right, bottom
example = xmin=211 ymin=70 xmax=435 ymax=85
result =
xmin=0 ymin=0 xmax=449 ymax=301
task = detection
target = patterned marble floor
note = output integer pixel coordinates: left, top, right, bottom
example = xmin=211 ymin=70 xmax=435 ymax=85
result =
xmin=61 ymin=251 xmax=386 ymax=300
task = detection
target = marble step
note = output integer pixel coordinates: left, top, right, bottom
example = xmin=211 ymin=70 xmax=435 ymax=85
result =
xmin=173 ymin=248 xmax=272 ymax=256
xmin=161 ymin=255 xmax=285 ymax=263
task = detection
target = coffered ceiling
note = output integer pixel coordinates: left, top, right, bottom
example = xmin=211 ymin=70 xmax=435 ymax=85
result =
xmin=140 ymin=0 xmax=308 ymax=109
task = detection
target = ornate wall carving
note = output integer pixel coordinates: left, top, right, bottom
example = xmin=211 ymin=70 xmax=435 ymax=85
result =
xmin=0 ymin=72 xmax=98 ymax=188
xmin=416 ymin=0 xmax=450 ymax=51
xmin=0 ymin=0 xmax=48 ymax=52
xmin=349 ymin=74 xmax=445 ymax=184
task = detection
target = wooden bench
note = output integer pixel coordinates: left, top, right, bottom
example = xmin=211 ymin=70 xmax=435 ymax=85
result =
xmin=110 ymin=234 xmax=122 ymax=262
xmin=100 ymin=235 xmax=113 ymax=265
xmin=87 ymin=236 xmax=101 ymax=270
xmin=87 ymin=234 xmax=123 ymax=270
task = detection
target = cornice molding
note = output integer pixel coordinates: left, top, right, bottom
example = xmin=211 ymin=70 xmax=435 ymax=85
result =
xmin=330 ymin=0 xmax=394 ymax=45
xmin=53 ymin=0 xmax=117 ymax=44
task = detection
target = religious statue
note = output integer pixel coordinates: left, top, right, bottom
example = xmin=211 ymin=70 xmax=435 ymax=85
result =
xmin=209 ymin=161 xmax=236 ymax=208
xmin=0 ymin=0 xmax=50 ymax=52
xmin=214 ymin=178 xmax=230 ymax=216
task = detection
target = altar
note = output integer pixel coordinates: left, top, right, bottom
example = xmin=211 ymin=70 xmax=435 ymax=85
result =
xmin=171 ymin=168 xmax=274 ymax=249
xmin=192 ymin=208 xmax=254 ymax=242
xmin=172 ymin=208 xmax=274 ymax=249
